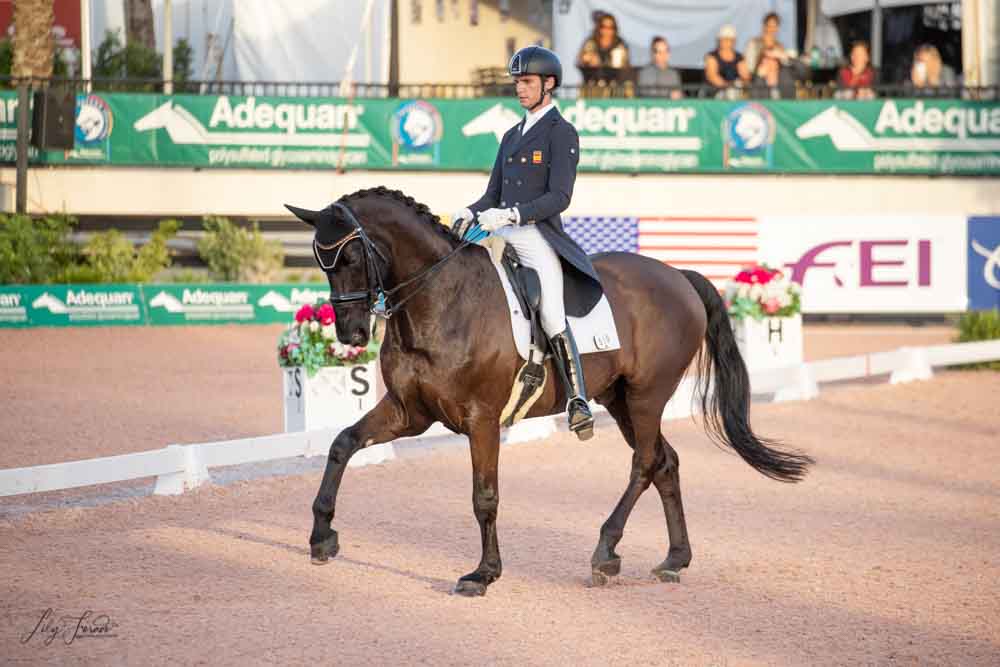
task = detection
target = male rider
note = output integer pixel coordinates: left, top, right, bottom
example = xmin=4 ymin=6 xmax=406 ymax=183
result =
xmin=452 ymin=46 xmax=604 ymax=440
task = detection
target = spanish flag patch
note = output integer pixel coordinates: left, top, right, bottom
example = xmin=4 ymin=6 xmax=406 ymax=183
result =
xmin=532 ymin=150 xmax=543 ymax=164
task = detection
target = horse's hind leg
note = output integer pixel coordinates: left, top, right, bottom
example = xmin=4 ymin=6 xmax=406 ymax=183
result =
xmin=591 ymin=389 xmax=663 ymax=585
xmin=650 ymin=433 xmax=692 ymax=583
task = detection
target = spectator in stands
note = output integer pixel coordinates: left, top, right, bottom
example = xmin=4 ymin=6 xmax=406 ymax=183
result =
xmin=750 ymin=52 xmax=797 ymax=99
xmin=576 ymin=11 xmax=630 ymax=84
xmin=745 ymin=12 xmax=789 ymax=74
xmin=836 ymin=41 xmax=877 ymax=99
xmin=907 ymin=44 xmax=958 ymax=97
xmin=638 ymin=36 xmax=682 ymax=99
xmin=704 ymin=25 xmax=750 ymax=97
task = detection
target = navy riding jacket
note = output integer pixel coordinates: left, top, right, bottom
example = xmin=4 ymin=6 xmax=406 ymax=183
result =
xmin=467 ymin=106 xmax=604 ymax=316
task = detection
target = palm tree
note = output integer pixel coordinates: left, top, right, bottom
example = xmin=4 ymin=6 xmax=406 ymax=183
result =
xmin=12 ymin=0 xmax=54 ymax=79
xmin=125 ymin=0 xmax=156 ymax=51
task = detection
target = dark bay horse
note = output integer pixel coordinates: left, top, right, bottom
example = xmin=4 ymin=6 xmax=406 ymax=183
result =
xmin=287 ymin=186 xmax=812 ymax=596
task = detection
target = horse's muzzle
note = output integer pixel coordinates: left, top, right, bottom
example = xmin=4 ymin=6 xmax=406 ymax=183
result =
xmin=349 ymin=329 xmax=368 ymax=347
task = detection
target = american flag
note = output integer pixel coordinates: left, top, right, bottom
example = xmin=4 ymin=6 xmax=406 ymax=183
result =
xmin=563 ymin=216 xmax=639 ymax=255
xmin=638 ymin=216 xmax=759 ymax=289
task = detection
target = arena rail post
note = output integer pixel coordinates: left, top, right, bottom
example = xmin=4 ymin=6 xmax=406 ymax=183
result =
xmin=153 ymin=444 xmax=211 ymax=496
xmin=886 ymin=347 xmax=935 ymax=384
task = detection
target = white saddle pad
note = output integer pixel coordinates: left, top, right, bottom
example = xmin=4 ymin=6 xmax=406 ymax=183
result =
xmin=492 ymin=261 xmax=621 ymax=361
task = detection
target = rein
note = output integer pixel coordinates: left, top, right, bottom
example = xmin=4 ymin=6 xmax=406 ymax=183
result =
xmin=317 ymin=201 xmax=470 ymax=319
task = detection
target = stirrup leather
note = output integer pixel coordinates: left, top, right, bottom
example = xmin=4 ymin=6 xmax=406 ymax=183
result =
xmin=549 ymin=327 xmax=595 ymax=441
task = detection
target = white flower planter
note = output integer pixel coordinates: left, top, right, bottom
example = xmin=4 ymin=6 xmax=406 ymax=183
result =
xmin=283 ymin=361 xmax=380 ymax=432
xmin=732 ymin=314 xmax=804 ymax=372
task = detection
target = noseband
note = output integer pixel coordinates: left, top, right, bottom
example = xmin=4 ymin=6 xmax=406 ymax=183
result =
xmin=314 ymin=201 xmax=470 ymax=319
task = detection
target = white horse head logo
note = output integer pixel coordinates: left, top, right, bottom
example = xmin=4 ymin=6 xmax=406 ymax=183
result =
xmin=462 ymin=103 xmax=521 ymax=143
xmin=796 ymin=106 xmax=877 ymax=150
xmin=149 ymin=291 xmax=185 ymax=313
xmin=258 ymin=290 xmax=295 ymax=312
xmin=972 ymin=240 xmax=1000 ymax=290
xmin=31 ymin=293 xmax=68 ymax=314
xmin=134 ymin=102 xmax=209 ymax=144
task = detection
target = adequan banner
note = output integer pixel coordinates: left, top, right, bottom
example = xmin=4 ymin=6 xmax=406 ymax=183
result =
xmin=143 ymin=284 xmax=329 ymax=325
xmin=0 ymin=284 xmax=145 ymax=327
xmin=3 ymin=91 xmax=998 ymax=175
xmin=0 ymin=283 xmax=330 ymax=328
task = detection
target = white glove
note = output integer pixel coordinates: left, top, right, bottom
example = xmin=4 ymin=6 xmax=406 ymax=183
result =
xmin=450 ymin=207 xmax=474 ymax=238
xmin=477 ymin=207 xmax=517 ymax=232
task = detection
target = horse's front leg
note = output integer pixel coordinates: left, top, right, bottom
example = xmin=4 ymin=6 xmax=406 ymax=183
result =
xmin=453 ymin=422 xmax=502 ymax=597
xmin=310 ymin=393 xmax=429 ymax=564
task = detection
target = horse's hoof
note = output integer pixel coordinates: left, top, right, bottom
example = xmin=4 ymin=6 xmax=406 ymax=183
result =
xmin=651 ymin=567 xmax=681 ymax=583
xmin=591 ymin=569 xmax=613 ymax=586
xmin=571 ymin=421 xmax=595 ymax=441
xmin=452 ymin=579 xmax=487 ymax=597
xmin=309 ymin=533 xmax=339 ymax=564
xmin=591 ymin=557 xmax=621 ymax=585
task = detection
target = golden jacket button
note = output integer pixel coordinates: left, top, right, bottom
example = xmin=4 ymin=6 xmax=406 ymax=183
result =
xmin=514 ymin=201 xmax=520 ymax=206
xmin=520 ymin=157 xmax=527 ymax=163
xmin=506 ymin=157 xmax=513 ymax=163
xmin=516 ymin=180 xmax=522 ymax=186
xmin=501 ymin=200 xmax=507 ymax=206
xmin=503 ymin=178 xmax=509 ymax=185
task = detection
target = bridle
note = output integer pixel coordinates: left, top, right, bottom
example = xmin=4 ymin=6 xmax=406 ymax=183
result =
xmin=313 ymin=201 xmax=471 ymax=319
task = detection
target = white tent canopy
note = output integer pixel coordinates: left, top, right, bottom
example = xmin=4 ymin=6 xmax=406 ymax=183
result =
xmin=553 ymin=0 xmax=797 ymax=84
xmin=86 ymin=0 xmax=390 ymax=84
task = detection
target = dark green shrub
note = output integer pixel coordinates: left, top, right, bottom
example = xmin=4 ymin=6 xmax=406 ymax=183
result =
xmin=198 ymin=216 xmax=284 ymax=282
xmin=0 ymin=213 xmax=78 ymax=284
xmin=956 ymin=310 xmax=1000 ymax=370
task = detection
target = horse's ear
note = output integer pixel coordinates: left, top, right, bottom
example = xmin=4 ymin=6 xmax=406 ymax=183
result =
xmin=285 ymin=204 xmax=322 ymax=227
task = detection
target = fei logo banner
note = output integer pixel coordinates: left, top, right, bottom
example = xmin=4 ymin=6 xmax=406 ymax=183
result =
xmin=758 ymin=216 xmax=967 ymax=313
xmin=968 ymin=217 xmax=1000 ymax=310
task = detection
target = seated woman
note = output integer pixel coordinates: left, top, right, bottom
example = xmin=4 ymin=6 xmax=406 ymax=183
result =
xmin=745 ymin=12 xmax=790 ymax=75
xmin=637 ymin=36 xmax=683 ymax=99
xmin=750 ymin=53 xmax=797 ymax=99
xmin=576 ymin=11 xmax=630 ymax=86
xmin=704 ymin=25 xmax=750 ymax=98
xmin=907 ymin=44 xmax=958 ymax=97
xmin=837 ymin=41 xmax=878 ymax=100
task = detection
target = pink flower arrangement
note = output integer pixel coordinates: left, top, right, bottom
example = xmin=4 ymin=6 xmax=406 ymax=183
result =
xmin=725 ymin=264 xmax=801 ymax=321
xmin=278 ymin=300 xmax=379 ymax=376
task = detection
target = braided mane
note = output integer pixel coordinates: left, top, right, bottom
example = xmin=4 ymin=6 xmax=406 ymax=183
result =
xmin=339 ymin=186 xmax=457 ymax=245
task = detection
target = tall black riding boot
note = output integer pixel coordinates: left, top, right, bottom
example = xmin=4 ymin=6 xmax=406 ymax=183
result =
xmin=549 ymin=327 xmax=595 ymax=441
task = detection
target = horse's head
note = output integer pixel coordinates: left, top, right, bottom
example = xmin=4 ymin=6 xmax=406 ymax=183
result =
xmin=286 ymin=202 xmax=375 ymax=347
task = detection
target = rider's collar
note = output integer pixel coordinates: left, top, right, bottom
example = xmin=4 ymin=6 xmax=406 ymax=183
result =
xmin=522 ymin=101 xmax=555 ymax=133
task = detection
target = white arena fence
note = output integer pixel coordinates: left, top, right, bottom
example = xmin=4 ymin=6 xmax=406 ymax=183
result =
xmin=2 ymin=340 xmax=998 ymax=498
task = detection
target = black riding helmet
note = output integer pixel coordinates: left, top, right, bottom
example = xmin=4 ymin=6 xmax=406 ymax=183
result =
xmin=508 ymin=46 xmax=562 ymax=90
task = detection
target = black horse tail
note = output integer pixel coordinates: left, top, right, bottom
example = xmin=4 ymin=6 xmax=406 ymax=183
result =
xmin=681 ymin=269 xmax=814 ymax=483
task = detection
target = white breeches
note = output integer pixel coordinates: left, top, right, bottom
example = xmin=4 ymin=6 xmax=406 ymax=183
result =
xmin=494 ymin=224 xmax=565 ymax=337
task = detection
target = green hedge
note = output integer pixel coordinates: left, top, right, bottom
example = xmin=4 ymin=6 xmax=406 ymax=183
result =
xmin=956 ymin=310 xmax=1000 ymax=370
xmin=0 ymin=213 xmax=287 ymax=285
